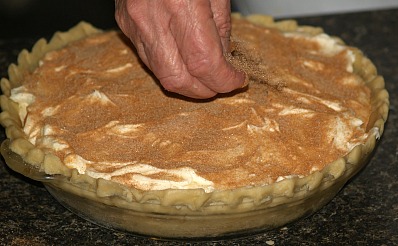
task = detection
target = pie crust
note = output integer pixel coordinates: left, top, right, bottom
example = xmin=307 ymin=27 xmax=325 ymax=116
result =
xmin=0 ymin=14 xmax=389 ymax=238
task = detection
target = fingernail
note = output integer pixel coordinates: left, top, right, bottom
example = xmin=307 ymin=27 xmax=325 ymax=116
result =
xmin=240 ymin=71 xmax=249 ymax=88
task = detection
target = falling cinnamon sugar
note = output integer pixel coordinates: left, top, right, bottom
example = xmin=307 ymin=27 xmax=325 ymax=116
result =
xmin=226 ymin=37 xmax=286 ymax=91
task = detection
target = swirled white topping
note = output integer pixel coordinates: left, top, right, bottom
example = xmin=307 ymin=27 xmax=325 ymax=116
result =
xmin=10 ymin=86 xmax=35 ymax=124
xmin=64 ymin=154 xmax=214 ymax=192
xmin=284 ymin=32 xmax=355 ymax=72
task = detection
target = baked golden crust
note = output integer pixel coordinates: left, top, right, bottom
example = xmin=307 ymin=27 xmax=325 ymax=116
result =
xmin=0 ymin=15 xmax=389 ymax=237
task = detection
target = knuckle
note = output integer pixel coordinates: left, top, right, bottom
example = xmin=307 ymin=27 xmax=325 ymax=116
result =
xmin=216 ymin=22 xmax=231 ymax=38
xmin=185 ymin=54 xmax=216 ymax=76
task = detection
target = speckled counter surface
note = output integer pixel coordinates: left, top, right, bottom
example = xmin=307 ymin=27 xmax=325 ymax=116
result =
xmin=0 ymin=8 xmax=397 ymax=246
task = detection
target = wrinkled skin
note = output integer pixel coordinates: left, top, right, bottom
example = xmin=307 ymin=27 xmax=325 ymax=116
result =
xmin=115 ymin=0 xmax=245 ymax=99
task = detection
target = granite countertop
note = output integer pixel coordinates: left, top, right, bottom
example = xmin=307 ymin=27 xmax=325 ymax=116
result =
xmin=0 ymin=7 xmax=397 ymax=246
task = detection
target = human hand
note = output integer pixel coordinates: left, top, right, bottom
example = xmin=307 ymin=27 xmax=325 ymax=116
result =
xmin=115 ymin=0 xmax=246 ymax=99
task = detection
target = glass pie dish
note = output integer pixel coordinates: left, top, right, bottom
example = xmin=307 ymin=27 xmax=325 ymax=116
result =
xmin=0 ymin=14 xmax=389 ymax=239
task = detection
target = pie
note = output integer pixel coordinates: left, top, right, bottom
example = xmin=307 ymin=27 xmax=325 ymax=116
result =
xmin=0 ymin=14 xmax=389 ymax=238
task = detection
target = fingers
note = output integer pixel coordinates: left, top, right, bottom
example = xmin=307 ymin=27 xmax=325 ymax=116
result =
xmin=209 ymin=0 xmax=232 ymax=53
xmin=115 ymin=0 xmax=150 ymax=67
xmin=143 ymin=19 xmax=218 ymax=98
xmin=172 ymin=0 xmax=245 ymax=94
xmin=115 ymin=0 xmax=246 ymax=99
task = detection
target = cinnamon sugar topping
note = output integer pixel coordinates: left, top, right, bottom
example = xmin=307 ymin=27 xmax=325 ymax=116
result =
xmin=11 ymin=18 xmax=372 ymax=191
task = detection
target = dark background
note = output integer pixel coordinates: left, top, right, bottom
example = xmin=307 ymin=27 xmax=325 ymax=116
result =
xmin=0 ymin=0 xmax=117 ymax=39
